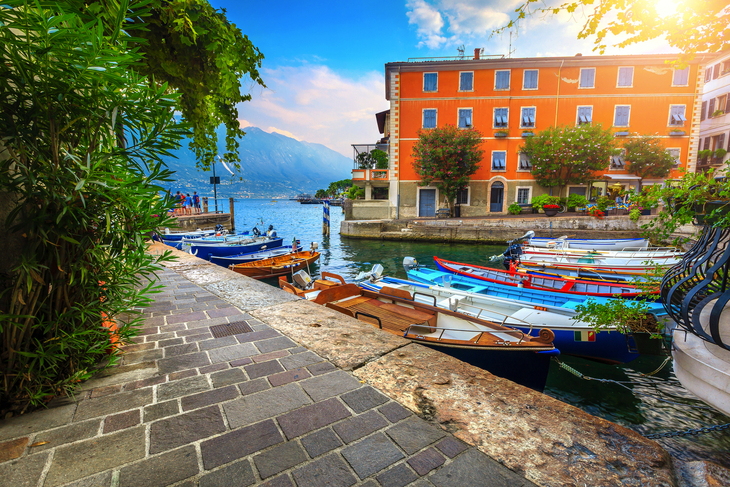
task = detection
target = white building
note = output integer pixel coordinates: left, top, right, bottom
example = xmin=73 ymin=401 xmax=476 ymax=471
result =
xmin=697 ymin=51 xmax=730 ymax=173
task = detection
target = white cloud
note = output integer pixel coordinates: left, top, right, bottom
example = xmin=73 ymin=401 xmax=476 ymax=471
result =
xmin=238 ymin=65 xmax=387 ymax=157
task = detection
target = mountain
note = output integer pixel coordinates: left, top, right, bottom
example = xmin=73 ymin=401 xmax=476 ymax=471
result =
xmin=163 ymin=126 xmax=353 ymax=198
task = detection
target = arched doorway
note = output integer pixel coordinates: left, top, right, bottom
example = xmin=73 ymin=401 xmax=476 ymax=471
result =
xmin=490 ymin=181 xmax=504 ymax=213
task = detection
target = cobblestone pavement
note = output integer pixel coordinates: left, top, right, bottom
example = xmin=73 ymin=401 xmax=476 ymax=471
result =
xmin=0 ymin=266 xmax=535 ymax=487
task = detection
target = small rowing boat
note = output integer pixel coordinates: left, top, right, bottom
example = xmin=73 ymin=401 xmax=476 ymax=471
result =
xmin=210 ymin=244 xmax=302 ymax=267
xmin=528 ymin=236 xmax=649 ymax=251
xmin=229 ymin=250 xmax=320 ymax=279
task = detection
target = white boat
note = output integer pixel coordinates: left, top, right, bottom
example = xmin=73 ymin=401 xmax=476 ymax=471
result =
xmin=528 ymin=236 xmax=649 ymax=251
xmin=518 ymin=251 xmax=682 ymax=268
xmin=521 ymin=245 xmax=683 ymax=260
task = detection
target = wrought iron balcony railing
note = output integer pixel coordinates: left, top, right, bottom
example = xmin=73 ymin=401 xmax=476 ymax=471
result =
xmin=352 ymin=144 xmax=389 ymax=169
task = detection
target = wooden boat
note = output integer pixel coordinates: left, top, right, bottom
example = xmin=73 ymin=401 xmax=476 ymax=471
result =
xmin=229 ymin=250 xmax=320 ymax=279
xmin=186 ymin=237 xmax=284 ymax=260
xmin=279 ymin=272 xmax=346 ymax=299
xmin=313 ymin=283 xmax=558 ymax=391
xmin=516 ymin=258 xmax=675 ymax=278
xmin=210 ymin=244 xmax=302 ymax=267
xmin=528 ymin=236 xmax=649 ymax=251
xmin=433 ymin=256 xmax=654 ymax=299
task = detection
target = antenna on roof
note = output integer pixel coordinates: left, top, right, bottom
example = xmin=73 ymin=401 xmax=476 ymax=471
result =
xmin=457 ymin=45 xmax=465 ymax=59
xmin=508 ymin=30 xmax=517 ymax=58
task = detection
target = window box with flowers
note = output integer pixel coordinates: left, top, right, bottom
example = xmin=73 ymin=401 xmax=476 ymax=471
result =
xmin=521 ymin=130 xmax=534 ymax=138
xmin=668 ymin=130 xmax=685 ymax=136
xmin=587 ymin=207 xmax=605 ymax=219
xmin=543 ymin=204 xmax=560 ymax=217
xmin=494 ymin=130 xmax=509 ymax=138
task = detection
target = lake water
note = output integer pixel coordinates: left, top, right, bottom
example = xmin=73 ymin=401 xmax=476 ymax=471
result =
xmin=226 ymin=198 xmax=730 ymax=465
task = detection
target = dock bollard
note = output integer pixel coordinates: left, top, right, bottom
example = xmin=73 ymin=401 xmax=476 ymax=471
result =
xmin=323 ymin=201 xmax=330 ymax=236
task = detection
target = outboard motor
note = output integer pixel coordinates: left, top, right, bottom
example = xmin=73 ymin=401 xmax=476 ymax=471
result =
xmin=310 ymin=242 xmax=318 ymax=252
xmin=252 ymin=226 xmax=261 ymax=237
xmin=503 ymin=242 xmax=523 ymax=270
xmin=355 ymin=263 xmax=384 ymax=282
xmin=403 ymin=257 xmax=419 ymax=273
xmin=292 ymin=270 xmax=312 ymax=290
xmin=266 ymin=224 xmax=276 ymax=238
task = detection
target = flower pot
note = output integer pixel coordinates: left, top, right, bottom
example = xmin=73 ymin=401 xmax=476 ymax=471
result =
xmin=627 ymin=333 xmax=668 ymax=356
xmin=543 ymin=209 xmax=558 ymax=217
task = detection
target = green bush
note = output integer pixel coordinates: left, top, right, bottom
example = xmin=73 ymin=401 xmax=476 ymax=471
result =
xmin=531 ymin=194 xmax=560 ymax=210
xmin=508 ymin=202 xmax=522 ymax=215
xmin=567 ymin=194 xmax=588 ymax=209
xmin=629 ymin=208 xmax=642 ymax=221
xmin=596 ymin=196 xmax=611 ymax=212
xmin=347 ymin=185 xmax=364 ymax=199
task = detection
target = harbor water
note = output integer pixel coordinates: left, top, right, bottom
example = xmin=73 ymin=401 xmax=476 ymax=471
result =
xmin=222 ymin=198 xmax=729 ymax=466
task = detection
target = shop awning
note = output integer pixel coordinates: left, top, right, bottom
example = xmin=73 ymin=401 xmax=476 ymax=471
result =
xmin=605 ymin=174 xmax=642 ymax=181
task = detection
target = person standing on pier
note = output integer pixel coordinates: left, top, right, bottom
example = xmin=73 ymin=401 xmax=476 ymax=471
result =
xmin=185 ymin=193 xmax=193 ymax=215
xmin=193 ymin=191 xmax=200 ymax=214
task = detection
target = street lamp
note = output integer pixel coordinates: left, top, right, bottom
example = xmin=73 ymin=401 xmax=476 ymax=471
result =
xmin=211 ymin=156 xmax=222 ymax=213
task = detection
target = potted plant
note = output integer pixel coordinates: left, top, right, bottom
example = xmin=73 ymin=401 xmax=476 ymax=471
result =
xmin=521 ymin=130 xmax=534 ymax=138
xmin=567 ymin=194 xmax=588 ymax=212
xmin=543 ymin=204 xmax=560 ymax=217
xmin=587 ymin=207 xmax=605 ymax=219
xmin=494 ymin=130 xmax=509 ymax=138
xmin=668 ymin=129 xmax=685 ymax=136
xmin=508 ymin=202 xmax=522 ymax=215
xmin=712 ymin=109 xmax=725 ymax=118
xmin=714 ymin=148 xmax=728 ymax=160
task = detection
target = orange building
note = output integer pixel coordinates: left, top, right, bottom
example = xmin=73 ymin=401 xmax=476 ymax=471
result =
xmin=352 ymin=52 xmax=709 ymax=219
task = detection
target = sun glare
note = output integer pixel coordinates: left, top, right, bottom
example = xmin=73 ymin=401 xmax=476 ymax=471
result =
xmin=654 ymin=0 xmax=679 ymax=18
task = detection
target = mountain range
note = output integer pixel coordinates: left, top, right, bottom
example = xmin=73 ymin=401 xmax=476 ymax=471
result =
xmin=163 ymin=126 xmax=353 ymax=198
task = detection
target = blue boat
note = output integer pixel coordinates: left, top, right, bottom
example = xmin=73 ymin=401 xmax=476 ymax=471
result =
xmin=188 ymin=237 xmax=284 ymax=260
xmin=209 ymin=244 xmax=302 ymax=267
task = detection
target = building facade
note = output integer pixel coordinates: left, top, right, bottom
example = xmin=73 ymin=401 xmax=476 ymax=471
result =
xmin=697 ymin=51 xmax=730 ymax=173
xmin=352 ymin=52 xmax=708 ymax=219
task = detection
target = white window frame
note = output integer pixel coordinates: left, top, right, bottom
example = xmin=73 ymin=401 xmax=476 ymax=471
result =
xmin=515 ymin=186 xmax=532 ymax=204
xmin=519 ymin=106 xmax=536 ymax=129
xmin=455 ymin=187 xmax=471 ymax=206
xmin=668 ymin=104 xmax=687 ymax=127
xmin=517 ymin=153 xmax=532 ymax=172
xmin=616 ymin=66 xmax=634 ymax=88
xmin=576 ymin=105 xmax=593 ymax=126
xmin=705 ymin=68 xmax=713 ymax=83
xmin=493 ymin=107 xmax=509 ymax=129
xmin=667 ymin=148 xmax=681 ymax=169
xmin=610 ymin=148 xmax=627 ymax=171
xmin=457 ymin=107 xmax=473 ymax=129
xmin=579 ymin=67 xmax=596 ymax=89
xmin=416 ymin=186 xmax=439 ymax=217
xmin=494 ymin=70 xmax=511 ymax=91
xmin=423 ymin=72 xmax=438 ymax=92
xmin=422 ymin=108 xmax=438 ymax=129
xmin=522 ymin=69 xmax=539 ymax=90
xmin=491 ymin=150 xmax=507 ymax=172
xmin=613 ymin=105 xmax=631 ymax=127
xmin=459 ymin=71 xmax=474 ymax=92
xmin=672 ymin=67 xmax=690 ymax=87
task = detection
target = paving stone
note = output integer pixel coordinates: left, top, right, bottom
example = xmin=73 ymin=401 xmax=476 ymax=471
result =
xmin=269 ymin=367 xmax=311 ymax=387
xmin=333 ymin=409 xmax=388 ymax=444
xmin=261 ymin=474 xmax=295 ymax=487
xmin=288 ymin=346 xmax=308 ymax=354
xmin=277 ymin=397 xmax=351 ymax=439
xmin=119 ymin=445 xmax=199 ymax=487
xmin=238 ymin=378 xmax=270 ymax=396
xmin=341 ymin=433 xmax=404 ymax=480
xmin=158 ymin=338 xmax=184 ymax=347
xmin=230 ymin=357 xmax=254 ymax=367
xmin=29 ymin=419 xmax=100 ymax=452
xmin=201 ymin=419 xmax=283 ymax=470
xmin=149 ymin=405 xmax=225 ymax=453
xmin=157 ymin=375 xmax=211 ymax=401
xmin=428 ymin=448 xmax=535 ymax=487
xmin=139 ymin=327 xmax=159 ymax=336
xmin=207 ymin=307 xmax=242 ymax=318
xmin=62 ymin=471 xmax=113 ymax=487
xmin=144 ymin=332 xmax=176 ymax=342
xmin=199 ymin=363 xmax=229 ymax=374
xmin=142 ymin=316 xmax=166 ymax=326
xmin=279 ymin=351 xmax=324 ymax=370
xmin=199 ymin=336 xmax=238 ymax=351
xmin=435 ymin=437 xmax=468 ymax=459
xmin=186 ymin=316 xmax=231 ymax=329
xmin=103 ymin=410 xmax=140 ymax=433
xmin=45 ymin=426 xmax=145 ymax=486
xmin=181 ymin=385 xmax=239 ymax=411
xmin=120 ymin=342 xmax=158 ymax=353
xmin=159 ymin=324 xmax=187 ymax=333
xmin=407 ymin=448 xmax=445 ymax=476
xmin=123 ymin=349 xmax=164 ymax=365
xmin=166 ymin=311 xmax=207 ymax=324
xmin=292 ymin=453 xmax=357 ymax=487
xmin=168 ymin=369 xmax=198 ymax=381
xmin=245 ymin=360 xmax=284 ymax=379
xmin=252 ymin=350 xmax=290 ymax=363
xmin=255 ymin=336 xmax=298 ymax=353
xmin=123 ymin=375 xmax=166 ymax=391
xmin=209 ymin=342 xmax=260 ymax=364
xmin=177 ymin=328 xmax=212 ymax=337
xmin=300 ymin=428 xmax=343 ymax=458
xmin=158 ymin=351 xmax=211 ymax=374
xmin=165 ymin=343 xmax=200 ymax=357
xmin=90 ymin=384 xmax=122 ymax=398
xmin=185 ymin=332 xmax=214 ymax=342
xmin=307 ymin=362 xmax=337 ymax=376
xmin=199 ymin=459 xmax=256 ymax=487
xmin=300 ymin=371 xmax=361 ymax=402
xmin=224 ymin=383 xmax=312 ymax=429
xmin=0 ymin=451 xmax=51 ymax=487
xmin=253 ymin=440 xmax=308 ymax=479
xmin=0 ymin=436 xmax=28 ymax=462
xmin=211 ymin=368 xmax=247 ymax=388
xmin=144 ymin=400 xmax=180 ymax=422
xmin=74 ymin=388 xmax=152 ymax=421
xmin=385 ymin=417 xmax=447 ymax=455
xmin=378 ymin=402 xmax=411 ymax=424
xmin=340 ymin=386 xmax=389 ymax=414
xmin=235 ymin=328 xmax=280 ymax=343
xmin=376 ymin=463 xmax=418 ymax=487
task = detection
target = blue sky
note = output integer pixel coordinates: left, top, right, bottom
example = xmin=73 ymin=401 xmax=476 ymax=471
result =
xmin=213 ymin=0 xmax=675 ymax=157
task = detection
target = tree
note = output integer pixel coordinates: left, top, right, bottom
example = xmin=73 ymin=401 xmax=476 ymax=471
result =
xmin=412 ymin=125 xmax=484 ymax=215
xmin=520 ymin=124 xmax=617 ymax=197
xmin=624 ymin=135 xmax=676 ymax=184
xmin=315 ymin=189 xmax=328 ymax=199
xmin=327 ymin=179 xmax=352 ymax=197
xmin=356 ymin=149 xmax=388 ymax=170
xmin=502 ymin=1 xmax=728 ymax=60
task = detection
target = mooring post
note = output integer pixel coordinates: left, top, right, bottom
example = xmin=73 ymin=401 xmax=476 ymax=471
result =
xmin=323 ymin=200 xmax=330 ymax=236
xmin=229 ymin=197 xmax=235 ymax=232
xmin=203 ymin=197 xmax=208 ymax=214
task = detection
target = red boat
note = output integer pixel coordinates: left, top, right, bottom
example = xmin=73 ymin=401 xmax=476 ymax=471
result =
xmin=433 ymin=256 xmax=655 ymax=299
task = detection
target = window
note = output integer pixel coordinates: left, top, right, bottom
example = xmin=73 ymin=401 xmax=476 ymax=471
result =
xmin=577 ymin=106 xmax=593 ymax=125
xmin=495 ymin=70 xmax=510 ymax=90
xmin=518 ymin=153 xmax=532 ymax=171
xmin=372 ymin=187 xmax=389 ymax=200
xmin=456 ymin=188 xmax=469 ymax=205
xmin=704 ymin=137 xmax=711 ymax=151
xmin=669 ymin=105 xmax=687 ymax=126
xmin=714 ymin=64 xmax=721 ymax=79
xmin=458 ymin=108 xmax=472 ymax=128
xmin=422 ymin=109 xmax=437 ymax=129
xmin=706 ymin=68 xmax=713 ymax=83
xmin=579 ymin=68 xmax=595 ymax=88
xmin=617 ymin=67 xmax=633 ymax=87
xmin=718 ymin=95 xmax=727 ymax=115
xmin=492 ymin=151 xmax=506 ymax=170
xmin=668 ymin=148 xmax=681 ymax=169
xmin=709 ymin=98 xmax=716 ymax=116
xmin=673 ymin=67 xmax=689 ymax=86
xmin=614 ymin=105 xmax=630 ymax=127
xmin=520 ymin=107 xmax=536 ymax=128
xmin=701 ymin=101 xmax=708 ymax=121
xmin=523 ymin=70 xmax=538 ymax=90
xmin=494 ymin=108 xmax=508 ymax=128
xmin=718 ymin=133 xmax=726 ymax=151
xmin=610 ymin=149 xmax=626 ymax=170
xmin=424 ymin=72 xmax=438 ymax=92
xmin=459 ymin=72 xmax=473 ymax=91
xmin=516 ymin=188 xmax=531 ymax=204
xmin=726 ymin=94 xmax=730 ymax=113
xmin=723 ymin=61 xmax=730 ymax=76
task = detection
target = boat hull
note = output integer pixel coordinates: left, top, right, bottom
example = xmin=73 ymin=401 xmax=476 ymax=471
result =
xmin=189 ymin=238 xmax=284 ymax=260
xmin=528 ymin=237 xmax=649 ymax=251
xmin=209 ymin=245 xmax=302 ymax=267
xmin=230 ymin=251 xmax=320 ymax=279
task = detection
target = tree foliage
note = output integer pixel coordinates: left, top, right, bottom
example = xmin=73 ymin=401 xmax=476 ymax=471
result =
xmin=520 ymin=124 xmax=617 ymax=196
xmin=502 ymin=0 xmax=729 ymax=60
xmin=356 ymin=149 xmax=388 ymax=170
xmin=327 ymin=179 xmax=352 ymax=196
xmin=411 ymin=125 xmax=484 ymax=212
xmin=624 ymin=135 xmax=675 ymax=180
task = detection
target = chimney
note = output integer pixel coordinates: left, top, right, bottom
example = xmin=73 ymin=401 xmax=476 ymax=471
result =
xmin=474 ymin=48 xmax=480 ymax=60
xmin=575 ymin=53 xmax=582 ymax=56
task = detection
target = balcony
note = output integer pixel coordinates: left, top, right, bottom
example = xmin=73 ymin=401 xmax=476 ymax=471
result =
xmin=352 ymin=168 xmax=389 ymax=182
xmin=352 ymin=144 xmax=389 ymax=168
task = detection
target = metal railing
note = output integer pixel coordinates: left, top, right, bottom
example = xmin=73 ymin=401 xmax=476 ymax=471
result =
xmin=351 ymin=144 xmax=389 ymax=169
xmin=406 ymin=54 xmax=505 ymax=62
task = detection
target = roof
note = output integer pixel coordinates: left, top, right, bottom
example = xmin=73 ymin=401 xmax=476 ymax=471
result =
xmin=375 ymin=110 xmax=388 ymax=134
